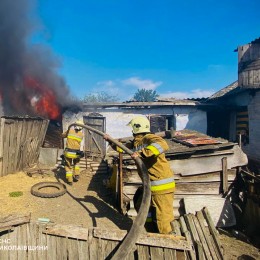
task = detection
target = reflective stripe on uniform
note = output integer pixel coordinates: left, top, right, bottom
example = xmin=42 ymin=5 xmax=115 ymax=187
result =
xmin=64 ymin=151 xmax=78 ymax=159
xmin=67 ymin=134 xmax=83 ymax=142
xmin=66 ymin=172 xmax=73 ymax=177
xmin=146 ymin=142 xmax=164 ymax=156
xmin=74 ymin=166 xmax=80 ymax=170
xmin=150 ymin=177 xmax=175 ymax=192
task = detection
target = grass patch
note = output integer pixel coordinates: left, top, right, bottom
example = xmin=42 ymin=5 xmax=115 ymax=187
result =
xmin=9 ymin=191 xmax=23 ymax=197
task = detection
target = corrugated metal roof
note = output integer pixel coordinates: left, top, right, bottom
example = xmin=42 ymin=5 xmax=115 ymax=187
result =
xmin=207 ymin=81 xmax=239 ymax=100
xmin=82 ymin=100 xmax=210 ymax=109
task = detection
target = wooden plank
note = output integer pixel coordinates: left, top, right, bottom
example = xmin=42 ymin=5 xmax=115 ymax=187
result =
xmin=43 ymin=224 xmax=88 ymax=240
xmin=203 ymin=207 xmax=224 ymax=260
xmin=2 ymin=120 xmax=11 ymax=176
xmin=17 ymin=118 xmax=29 ymax=171
xmin=78 ymin=239 xmax=88 ymax=260
xmin=67 ymin=238 xmax=79 ymax=260
xmin=46 ymin=233 xmax=57 ymax=260
xmin=195 ymin=241 xmax=204 ymax=260
xmin=0 ymin=118 xmax=5 ymax=176
xmin=105 ymin=240 xmax=119 ymax=259
xmin=191 ymin=214 xmax=212 ymax=260
xmin=27 ymin=222 xmax=37 ymax=260
xmin=8 ymin=226 xmax=18 ymax=260
xmin=37 ymin=224 xmax=48 ymax=259
xmin=164 ymin=248 xmax=178 ymax=259
xmin=196 ymin=211 xmax=219 ymax=260
xmin=0 ymin=229 xmax=10 ymax=260
xmin=184 ymin=214 xmax=206 ymax=259
xmin=13 ymin=120 xmax=23 ymax=172
xmin=126 ymin=169 xmax=236 ymax=184
xmin=150 ymin=246 xmax=165 ymax=260
xmin=119 ymin=152 xmax=123 ymax=212
xmin=17 ymin=225 xmax=28 ymax=260
xmin=55 ymin=236 xmax=67 ymax=260
xmin=124 ymin=182 xmax=223 ymax=196
xmin=179 ymin=216 xmax=196 ymax=260
xmin=93 ymin=228 xmax=191 ymax=251
xmin=8 ymin=119 xmax=16 ymax=173
xmin=88 ymin=228 xmax=98 ymax=260
xmin=0 ymin=215 xmax=31 ymax=229
xmin=28 ymin=119 xmax=40 ymax=166
xmin=171 ymin=220 xmax=182 ymax=236
xmin=221 ymin=157 xmax=228 ymax=194
xmin=137 ymin=245 xmax=150 ymax=260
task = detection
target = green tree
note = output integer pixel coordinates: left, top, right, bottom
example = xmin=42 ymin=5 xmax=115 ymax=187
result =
xmin=133 ymin=89 xmax=159 ymax=102
xmin=83 ymin=91 xmax=118 ymax=103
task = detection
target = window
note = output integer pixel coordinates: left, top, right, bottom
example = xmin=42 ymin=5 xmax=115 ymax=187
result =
xmin=149 ymin=115 xmax=174 ymax=133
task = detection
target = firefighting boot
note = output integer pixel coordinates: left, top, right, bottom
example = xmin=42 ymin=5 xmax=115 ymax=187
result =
xmin=74 ymin=175 xmax=80 ymax=182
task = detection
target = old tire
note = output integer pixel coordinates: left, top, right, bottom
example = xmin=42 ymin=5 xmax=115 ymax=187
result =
xmin=31 ymin=182 xmax=67 ymax=198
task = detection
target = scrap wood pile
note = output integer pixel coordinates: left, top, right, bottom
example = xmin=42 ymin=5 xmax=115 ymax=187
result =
xmin=0 ymin=207 xmax=224 ymax=260
xmin=173 ymin=207 xmax=224 ymax=260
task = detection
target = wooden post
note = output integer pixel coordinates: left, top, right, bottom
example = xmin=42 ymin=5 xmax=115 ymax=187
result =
xmin=221 ymin=157 xmax=228 ymax=194
xmin=118 ymin=152 xmax=123 ymax=213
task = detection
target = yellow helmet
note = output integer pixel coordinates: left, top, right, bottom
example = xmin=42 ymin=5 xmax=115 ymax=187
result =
xmin=127 ymin=116 xmax=150 ymax=134
xmin=75 ymin=120 xmax=84 ymax=131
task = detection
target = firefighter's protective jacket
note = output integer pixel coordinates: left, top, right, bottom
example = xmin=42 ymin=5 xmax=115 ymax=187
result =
xmin=131 ymin=133 xmax=175 ymax=194
xmin=62 ymin=128 xmax=83 ymax=159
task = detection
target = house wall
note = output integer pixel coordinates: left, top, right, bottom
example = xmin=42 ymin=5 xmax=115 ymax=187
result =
xmin=63 ymin=106 xmax=207 ymax=146
xmin=242 ymin=91 xmax=260 ymax=163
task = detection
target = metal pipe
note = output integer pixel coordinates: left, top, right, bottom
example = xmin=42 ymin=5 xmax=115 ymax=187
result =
xmin=68 ymin=123 xmax=151 ymax=259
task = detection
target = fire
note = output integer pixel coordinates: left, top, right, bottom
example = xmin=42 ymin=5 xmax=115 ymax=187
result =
xmin=24 ymin=76 xmax=61 ymax=120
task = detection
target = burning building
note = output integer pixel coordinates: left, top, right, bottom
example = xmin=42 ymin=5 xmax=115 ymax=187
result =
xmin=0 ymin=0 xmax=73 ymax=120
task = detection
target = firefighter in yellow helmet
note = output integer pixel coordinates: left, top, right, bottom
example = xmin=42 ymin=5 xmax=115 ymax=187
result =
xmin=105 ymin=116 xmax=175 ymax=234
xmin=61 ymin=120 xmax=84 ymax=185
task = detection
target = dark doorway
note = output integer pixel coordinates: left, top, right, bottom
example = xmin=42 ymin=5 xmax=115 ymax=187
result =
xmin=207 ymin=108 xmax=230 ymax=140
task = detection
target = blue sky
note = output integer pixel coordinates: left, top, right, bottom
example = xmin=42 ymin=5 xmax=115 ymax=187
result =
xmin=34 ymin=0 xmax=260 ymax=101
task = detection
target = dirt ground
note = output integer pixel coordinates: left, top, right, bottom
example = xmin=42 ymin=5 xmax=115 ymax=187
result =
xmin=0 ymin=168 xmax=259 ymax=260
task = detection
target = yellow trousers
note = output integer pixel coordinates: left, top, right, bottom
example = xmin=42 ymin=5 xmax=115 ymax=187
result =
xmin=151 ymin=192 xmax=174 ymax=234
xmin=134 ymin=187 xmax=174 ymax=234
xmin=64 ymin=156 xmax=80 ymax=182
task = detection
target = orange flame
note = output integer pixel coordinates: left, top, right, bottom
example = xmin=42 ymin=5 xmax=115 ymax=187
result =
xmin=24 ymin=76 xmax=61 ymax=120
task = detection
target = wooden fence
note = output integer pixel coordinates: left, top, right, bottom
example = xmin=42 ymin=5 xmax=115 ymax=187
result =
xmin=0 ymin=116 xmax=49 ymax=177
xmin=0 ymin=208 xmax=225 ymax=260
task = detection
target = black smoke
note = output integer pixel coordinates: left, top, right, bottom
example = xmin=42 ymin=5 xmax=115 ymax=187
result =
xmin=0 ymin=0 xmax=77 ymax=118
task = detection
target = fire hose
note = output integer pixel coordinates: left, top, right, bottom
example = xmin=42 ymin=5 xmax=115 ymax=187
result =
xmin=69 ymin=123 xmax=151 ymax=259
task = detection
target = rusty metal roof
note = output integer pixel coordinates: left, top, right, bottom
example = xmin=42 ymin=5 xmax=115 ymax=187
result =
xmin=165 ymin=129 xmax=233 ymax=155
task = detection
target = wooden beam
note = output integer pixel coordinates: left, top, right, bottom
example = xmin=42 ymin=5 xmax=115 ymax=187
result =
xmin=0 ymin=214 xmax=31 ymax=229
xmin=93 ymin=228 xmax=192 ymax=251
xmin=221 ymin=157 xmax=228 ymax=194
xmin=43 ymin=224 xmax=89 ymax=240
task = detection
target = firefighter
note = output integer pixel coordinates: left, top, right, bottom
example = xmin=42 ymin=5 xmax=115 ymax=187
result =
xmin=61 ymin=120 xmax=84 ymax=185
xmin=105 ymin=116 xmax=175 ymax=234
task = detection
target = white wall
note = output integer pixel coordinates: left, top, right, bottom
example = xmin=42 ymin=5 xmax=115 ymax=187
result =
xmin=174 ymin=107 xmax=207 ymax=133
xmin=62 ymin=106 xmax=207 ymax=143
xmin=242 ymin=91 xmax=260 ymax=163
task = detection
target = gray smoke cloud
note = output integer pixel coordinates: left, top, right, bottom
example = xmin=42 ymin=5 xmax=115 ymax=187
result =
xmin=0 ymin=0 xmax=75 ymax=119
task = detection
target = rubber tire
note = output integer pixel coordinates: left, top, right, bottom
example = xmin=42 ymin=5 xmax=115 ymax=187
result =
xmin=31 ymin=182 xmax=67 ymax=198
